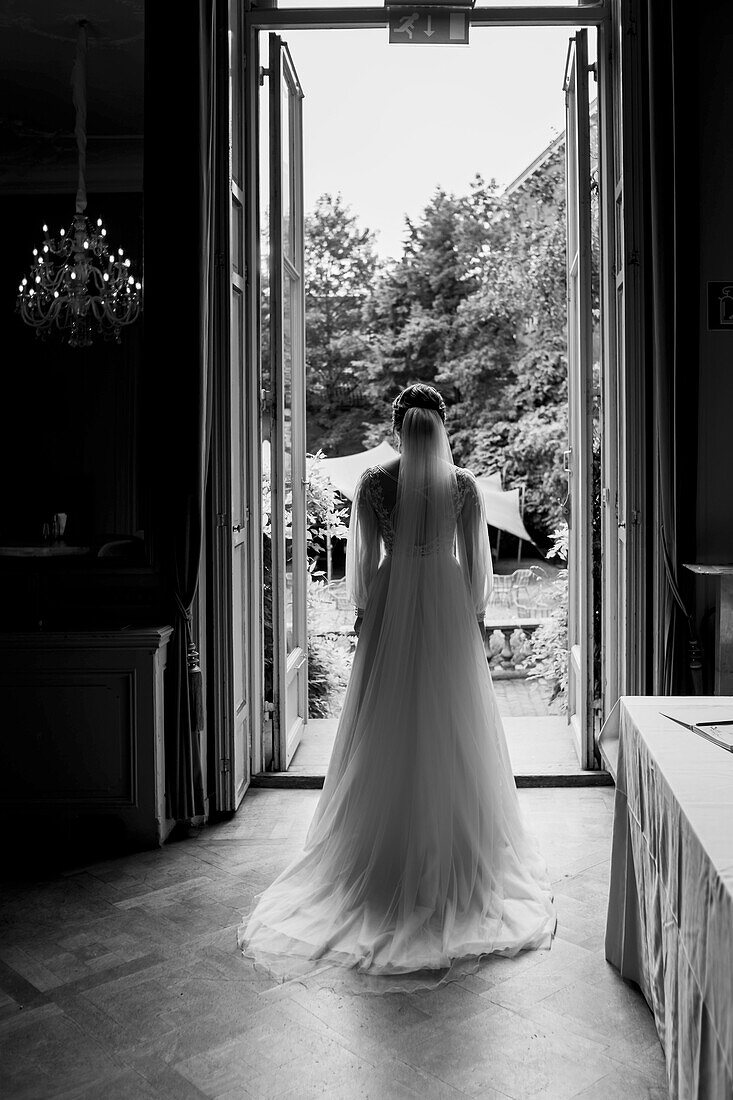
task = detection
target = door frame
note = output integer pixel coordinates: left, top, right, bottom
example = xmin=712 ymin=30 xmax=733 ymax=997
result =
xmin=564 ymin=28 xmax=595 ymax=768
xmin=229 ymin=0 xmax=647 ymax=781
xmin=209 ymin=0 xmax=254 ymax=813
xmin=268 ymin=34 xmax=309 ymax=770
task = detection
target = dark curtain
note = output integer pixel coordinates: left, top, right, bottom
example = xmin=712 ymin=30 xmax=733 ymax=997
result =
xmin=145 ymin=1 xmax=217 ymax=821
xmin=647 ymin=0 xmax=702 ymax=694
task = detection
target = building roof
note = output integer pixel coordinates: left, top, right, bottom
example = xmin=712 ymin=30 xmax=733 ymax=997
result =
xmin=503 ymin=98 xmax=598 ymax=198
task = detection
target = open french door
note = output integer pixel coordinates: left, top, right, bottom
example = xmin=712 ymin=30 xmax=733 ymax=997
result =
xmin=604 ymin=4 xmax=648 ymax=704
xmin=267 ymin=34 xmax=308 ymax=771
xmin=212 ymin=0 xmax=251 ymax=812
xmin=564 ymin=30 xmax=595 ymax=768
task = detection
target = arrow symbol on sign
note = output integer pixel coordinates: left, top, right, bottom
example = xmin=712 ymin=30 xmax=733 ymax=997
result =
xmin=424 ymin=15 xmax=435 ymax=37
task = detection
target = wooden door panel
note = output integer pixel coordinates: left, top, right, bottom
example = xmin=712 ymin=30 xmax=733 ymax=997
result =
xmin=268 ymin=34 xmax=308 ymax=771
xmin=564 ymin=30 xmax=595 ymax=768
xmin=212 ymin=0 xmax=250 ymax=812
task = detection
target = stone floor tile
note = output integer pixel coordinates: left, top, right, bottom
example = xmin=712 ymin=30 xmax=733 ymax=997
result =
xmin=53 ymin=1066 xmax=164 ymax=1099
xmin=284 ymin=1055 xmax=472 ymax=1099
xmin=0 ymin=1008 xmax=124 ymax=1099
xmin=537 ymin=976 xmax=659 ymax=1041
xmin=475 ymin=1020 xmax=622 ymax=1099
xmin=570 ymin=1058 xmax=668 ymax=1100
xmin=0 ymin=788 xmax=669 ymax=1100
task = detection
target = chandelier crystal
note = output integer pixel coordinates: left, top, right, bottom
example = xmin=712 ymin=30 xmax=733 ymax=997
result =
xmin=15 ymin=20 xmax=142 ymax=348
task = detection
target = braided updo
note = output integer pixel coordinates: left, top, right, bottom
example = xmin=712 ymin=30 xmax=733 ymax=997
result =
xmin=391 ymin=383 xmax=446 ymax=435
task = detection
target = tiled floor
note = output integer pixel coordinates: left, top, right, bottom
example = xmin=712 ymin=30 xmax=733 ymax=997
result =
xmin=491 ymin=678 xmax=556 ymax=717
xmin=290 ymin=680 xmax=595 ymax=780
xmin=290 ymin=715 xmax=582 ymax=779
xmin=0 ymin=787 xmax=667 ymax=1099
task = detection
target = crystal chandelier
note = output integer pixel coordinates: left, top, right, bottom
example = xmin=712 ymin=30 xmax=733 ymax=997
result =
xmin=15 ymin=21 xmax=142 ymax=348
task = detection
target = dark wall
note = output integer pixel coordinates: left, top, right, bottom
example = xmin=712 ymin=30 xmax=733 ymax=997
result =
xmin=684 ymin=2 xmax=733 ymax=670
xmin=693 ymin=10 xmax=733 ymax=562
xmin=0 ymin=192 xmax=164 ymax=629
xmin=3 ymin=193 xmax=145 ymax=548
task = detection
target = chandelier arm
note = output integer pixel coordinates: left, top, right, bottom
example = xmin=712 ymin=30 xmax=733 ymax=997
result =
xmin=88 ymin=267 xmax=106 ymax=294
xmin=72 ymin=21 xmax=88 ymax=215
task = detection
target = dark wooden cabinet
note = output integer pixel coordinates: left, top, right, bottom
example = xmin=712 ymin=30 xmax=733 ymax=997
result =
xmin=0 ymin=626 xmax=174 ymax=848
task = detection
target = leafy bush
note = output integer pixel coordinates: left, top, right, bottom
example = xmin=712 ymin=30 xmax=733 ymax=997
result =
xmin=307 ymin=629 xmax=354 ymax=719
xmin=261 ymin=453 xmax=351 ymax=716
xmin=523 ymin=429 xmax=602 ymax=714
xmin=525 ymin=523 xmax=569 ymax=708
xmin=304 ymin=451 xmax=349 ymax=574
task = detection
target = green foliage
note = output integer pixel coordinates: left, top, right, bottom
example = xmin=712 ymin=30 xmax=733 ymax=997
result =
xmin=304 ymin=451 xmax=349 ymax=575
xmin=363 ymin=182 xmax=494 ymax=400
xmin=307 ymin=631 xmax=352 ymax=719
xmin=525 ymin=428 xmax=603 ymax=712
xmin=483 ymin=405 xmax=568 ymax=540
xmin=305 ymin=194 xmax=380 ymax=451
xmin=526 ymin=523 xmax=569 ymax=707
xmin=261 ymin=450 xmax=348 ymax=570
xmin=307 ymin=579 xmax=355 ymax=719
xmin=439 ymin=155 xmax=572 ymax=536
xmin=261 ymin=451 xmax=350 ymax=709
xmin=304 ymin=141 xmax=599 ymax=545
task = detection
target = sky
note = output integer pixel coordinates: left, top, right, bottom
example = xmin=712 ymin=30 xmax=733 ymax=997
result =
xmin=276 ymin=23 xmax=591 ymax=259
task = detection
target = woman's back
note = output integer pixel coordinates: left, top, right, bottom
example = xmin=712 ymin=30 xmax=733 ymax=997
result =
xmin=360 ymin=461 xmax=474 ymax=556
xmin=238 ymin=385 xmax=554 ymax=994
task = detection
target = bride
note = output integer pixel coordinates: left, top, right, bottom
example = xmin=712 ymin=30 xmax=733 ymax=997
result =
xmin=237 ymin=383 xmax=556 ymax=993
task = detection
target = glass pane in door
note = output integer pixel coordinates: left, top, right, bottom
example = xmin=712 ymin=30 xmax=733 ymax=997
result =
xmin=282 ymin=77 xmax=293 ymax=264
xmin=267 ymin=33 xmax=307 ymax=770
xmin=282 ymin=275 xmax=294 ymax=653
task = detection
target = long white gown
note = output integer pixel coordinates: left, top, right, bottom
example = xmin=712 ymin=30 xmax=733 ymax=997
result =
xmin=237 ymin=411 xmax=556 ymax=993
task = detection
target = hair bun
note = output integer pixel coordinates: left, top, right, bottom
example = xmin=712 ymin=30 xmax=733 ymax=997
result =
xmin=392 ymin=384 xmax=446 ymax=432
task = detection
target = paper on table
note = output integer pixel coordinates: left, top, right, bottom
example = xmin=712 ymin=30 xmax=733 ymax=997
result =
xmin=661 ymin=712 xmax=733 ymax=752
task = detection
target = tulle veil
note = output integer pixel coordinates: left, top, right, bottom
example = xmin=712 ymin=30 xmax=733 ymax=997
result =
xmin=236 ymin=407 xmax=555 ymax=995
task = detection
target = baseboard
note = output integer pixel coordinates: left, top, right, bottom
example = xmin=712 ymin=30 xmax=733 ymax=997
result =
xmin=251 ymin=771 xmax=614 ymax=790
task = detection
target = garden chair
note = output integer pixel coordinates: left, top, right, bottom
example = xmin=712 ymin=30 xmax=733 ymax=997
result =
xmin=489 ymin=573 xmax=515 ymax=608
xmin=510 ymin=567 xmax=537 ymax=607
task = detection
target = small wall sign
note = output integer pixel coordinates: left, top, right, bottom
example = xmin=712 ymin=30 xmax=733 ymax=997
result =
xmin=707 ymin=282 xmax=733 ymax=330
xmin=388 ymin=9 xmax=470 ymax=45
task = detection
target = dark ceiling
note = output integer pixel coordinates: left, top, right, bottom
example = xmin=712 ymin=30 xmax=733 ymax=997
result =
xmin=0 ymin=0 xmax=144 ymax=192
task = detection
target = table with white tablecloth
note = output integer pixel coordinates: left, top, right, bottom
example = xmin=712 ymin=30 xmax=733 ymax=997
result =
xmin=599 ymin=697 xmax=733 ymax=1100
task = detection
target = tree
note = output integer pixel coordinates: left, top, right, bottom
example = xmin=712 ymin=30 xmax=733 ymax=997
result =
xmin=305 ymin=194 xmax=378 ymax=446
xmin=304 ymin=146 xmax=599 ymax=545
xmin=438 ymin=152 xmax=573 ymax=539
xmin=364 ymin=184 xmax=493 ymax=383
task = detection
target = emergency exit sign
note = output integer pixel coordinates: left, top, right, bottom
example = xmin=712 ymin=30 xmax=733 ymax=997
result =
xmin=388 ymin=9 xmax=470 ymax=45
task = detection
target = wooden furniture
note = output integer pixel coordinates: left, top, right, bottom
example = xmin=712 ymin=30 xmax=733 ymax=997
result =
xmin=683 ymin=563 xmax=733 ymax=692
xmin=0 ymin=627 xmax=174 ymax=848
xmin=0 ymin=544 xmax=91 ymax=557
xmin=600 ymin=696 xmax=733 ymax=1099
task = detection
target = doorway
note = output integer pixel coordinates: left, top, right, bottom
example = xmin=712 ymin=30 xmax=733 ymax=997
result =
xmin=211 ymin=0 xmax=647 ymax=810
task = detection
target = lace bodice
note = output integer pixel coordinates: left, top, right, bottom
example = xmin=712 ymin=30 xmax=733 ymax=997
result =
xmin=360 ymin=465 xmax=472 ymax=554
xmin=346 ymin=463 xmax=494 ymax=615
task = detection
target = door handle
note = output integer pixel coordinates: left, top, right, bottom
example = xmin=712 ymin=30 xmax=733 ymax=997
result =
xmin=560 ymin=449 xmax=572 ymax=511
xmin=232 ymin=523 xmax=242 ymax=533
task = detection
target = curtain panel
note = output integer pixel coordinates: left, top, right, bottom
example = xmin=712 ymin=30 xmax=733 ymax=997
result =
xmin=145 ymin=1 xmax=217 ymax=822
xmin=647 ymin=0 xmax=701 ymax=694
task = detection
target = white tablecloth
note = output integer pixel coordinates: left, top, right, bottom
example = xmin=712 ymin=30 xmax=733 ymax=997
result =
xmin=601 ymin=697 xmax=733 ymax=1099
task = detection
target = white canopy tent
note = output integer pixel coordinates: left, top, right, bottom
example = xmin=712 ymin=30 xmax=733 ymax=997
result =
xmin=317 ymin=443 xmax=533 ymax=544
xmin=474 ymin=478 xmax=535 ymax=544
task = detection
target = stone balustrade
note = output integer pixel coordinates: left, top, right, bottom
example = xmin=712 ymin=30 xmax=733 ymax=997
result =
xmin=309 ymin=579 xmax=544 ymax=681
xmin=484 ymin=619 xmax=541 ymax=678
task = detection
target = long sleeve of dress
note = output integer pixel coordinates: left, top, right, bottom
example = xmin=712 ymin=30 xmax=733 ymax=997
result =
xmin=457 ymin=471 xmax=494 ymax=616
xmin=345 ymin=470 xmax=382 ymax=610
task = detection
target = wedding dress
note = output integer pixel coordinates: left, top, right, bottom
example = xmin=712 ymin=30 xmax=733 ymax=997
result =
xmin=237 ymin=407 xmax=556 ymax=993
